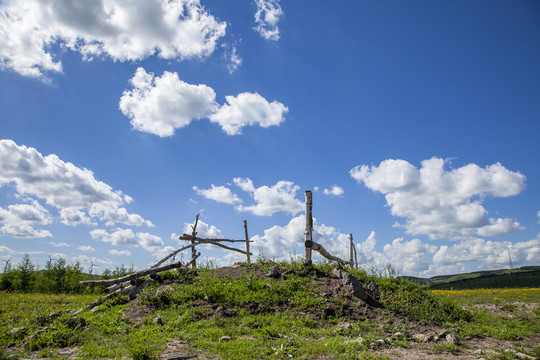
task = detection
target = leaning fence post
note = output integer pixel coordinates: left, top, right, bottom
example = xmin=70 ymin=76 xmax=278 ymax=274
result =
xmin=304 ymin=191 xmax=313 ymax=267
xmin=244 ymin=220 xmax=251 ymax=264
xmin=191 ymin=214 xmax=200 ymax=270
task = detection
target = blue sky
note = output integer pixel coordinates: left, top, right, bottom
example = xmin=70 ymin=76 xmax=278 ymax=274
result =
xmin=1 ymin=0 xmax=539 ymax=276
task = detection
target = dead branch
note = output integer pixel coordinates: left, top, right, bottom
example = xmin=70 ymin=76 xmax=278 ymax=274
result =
xmin=180 ymin=235 xmax=252 ymax=255
xmin=78 ymin=259 xmax=186 ymax=287
xmin=152 ymin=242 xmax=200 ymax=269
xmin=309 ymin=241 xmax=350 ymax=266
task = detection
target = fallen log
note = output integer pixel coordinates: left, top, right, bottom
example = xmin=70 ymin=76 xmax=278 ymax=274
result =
xmin=128 ymin=279 xmax=154 ymax=300
xmin=78 ymin=259 xmax=186 ymax=287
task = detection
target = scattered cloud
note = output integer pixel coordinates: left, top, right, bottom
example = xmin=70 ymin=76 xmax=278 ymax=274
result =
xmin=223 ymin=43 xmax=243 ymax=74
xmin=0 ymin=200 xmax=52 ymax=238
xmin=251 ymin=215 xmax=350 ymax=260
xmin=119 ymin=68 xmax=217 ymax=137
xmin=355 ymin=231 xmax=540 ymax=277
xmin=253 ymin=0 xmax=283 ymax=41
xmin=181 ymin=219 xmax=224 ymax=239
xmin=323 ymin=185 xmax=344 ymax=197
xmin=49 ymin=242 xmax=70 ymax=247
xmin=209 ymin=92 xmax=288 ymax=135
xmin=120 ymin=68 xmax=288 ymax=137
xmin=90 ymin=228 xmax=163 ymax=252
xmin=193 ymin=178 xmax=303 ymax=216
xmin=0 ymin=139 xmax=153 ymax=231
xmin=234 ymin=178 xmax=303 ymax=216
xmin=0 ymin=0 xmax=226 ymax=79
xmin=192 ymin=185 xmax=241 ymax=205
xmin=109 ymin=249 xmax=132 ymax=256
xmin=351 ymin=158 xmax=526 ymax=239
xmin=78 ymin=245 xmax=96 ymax=252
xmin=0 ymin=245 xmax=14 ymax=253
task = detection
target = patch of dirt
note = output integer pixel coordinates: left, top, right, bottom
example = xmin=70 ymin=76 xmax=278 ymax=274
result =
xmin=466 ymin=302 xmax=540 ymax=318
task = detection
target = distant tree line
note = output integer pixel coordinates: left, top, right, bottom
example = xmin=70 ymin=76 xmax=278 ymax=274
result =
xmin=0 ymin=254 xmax=133 ymax=294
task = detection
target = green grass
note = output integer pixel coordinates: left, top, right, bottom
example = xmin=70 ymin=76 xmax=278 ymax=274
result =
xmin=1 ymin=263 xmax=539 ymax=359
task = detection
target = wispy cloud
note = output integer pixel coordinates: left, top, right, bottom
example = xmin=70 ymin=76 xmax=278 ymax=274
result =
xmin=253 ymin=0 xmax=283 ymax=41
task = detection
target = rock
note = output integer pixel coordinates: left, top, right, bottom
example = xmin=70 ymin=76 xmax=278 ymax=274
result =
xmin=446 ymin=333 xmax=460 ymax=345
xmin=263 ymin=283 xmax=272 ymax=288
xmin=367 ymin=281 xmax=380 ymax=300
xmin=266 ymin=267 xmax=280 ymax=278
xmin=515 ymin=351 xmax=536 ymax=360
xmin=219 ymin=336 xmax=232 ymax=342
xmin=9 ymin=327 xmax=28 ymax=337
xmin=344 ymin=336 xmax=364 ymax=345
xmin=152 ymin=317 xmax=163 ymax=325
xmin=375 ymin=339 xmax=386 ymax=346
xmin=333 ymin=269 xmax=368 ymax=300
xmin=412 ymin=334 xmax=433 ymax=343
xmin=334 ymin=322 xmax=353 ymax=332
xmin=262 ymin=259 xmax=274 ymax=264
xmin=392 ymin=332 xmax=404 ymax=340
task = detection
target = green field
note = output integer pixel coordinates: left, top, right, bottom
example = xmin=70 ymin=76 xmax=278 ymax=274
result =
xmin=1 ymin=262 xmax=539 ymax=360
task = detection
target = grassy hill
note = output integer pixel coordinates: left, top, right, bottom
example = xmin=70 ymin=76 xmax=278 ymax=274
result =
xmin=404 ymin=266 xmax=540 ymax=290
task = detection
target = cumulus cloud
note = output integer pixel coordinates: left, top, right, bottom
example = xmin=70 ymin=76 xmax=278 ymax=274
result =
xmin=253 ymin=0 xmax=283 ymax=41
xmin=209 ymin=92 xmax=288 ymax=135
xmin=0 ymin=245 xmax=14 ymax=253
xmin=0 ymin=200 xmax=52 ymax=238
xmin=49 ymin=242 xmax=70 ymax=247
xmin=78 ymin=245 xmax=96 ymax=252
xmin=0 ymin=0 xmax=226 ymax=79
xmin=234 ymin=178 xmax=303 ymax=216
xmin=120 ymin=68 xmax=288 ymax=137
xmin=0 ymin=139 xmax=152 ymax=231
xmin=323 ymin=185 xmax=344 ymax=197
xmin=351 ymin=158 xmax=526 ymax=239
xmin=119 ymin=68 xmax=218 ymax=137
xmin=192 ymin=185 xmax=241 ymax=205
xmin=193 ymin=178 xmax=303 ymax=216
xmin=109 ymin=249 xmax=131 ymax=256
xmin=181 ymin=219 xmax=224 ymax=239
xmin=90 ymin=228 xmax=163 ymax=252
xmin=355 ymin=231 xmax=540 ymax=276
xmin=251 ymin=215 xmax=350 ymax=260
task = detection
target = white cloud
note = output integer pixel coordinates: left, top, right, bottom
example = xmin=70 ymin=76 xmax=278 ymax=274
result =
xmin=119 ymin=68 xmax=218 ymax=137
xmin=49 ymin=242 xmax=70 ymax=247
xmin=209 ymin=92 xmax=288 ymax=135
xmin=323 ymin=185 xmax=344 ymax=197
xmin=233 ymin=178 xmax=303 ymax=216
xmin=78 ymin=245 xmax=96 ymax=252
xmin=0 ymin=245 xmax=14 ymax=253
xmin=253 ymin=0 xmax=283 ymax=41
xmin=109 ymin=249 xmax=132 ymax=256
xmin=90 ymin=228 xmax=163 ymax=252
xmin=192 ymin=185 xmax=241 ymax=205
xmin=351 ymin=158 xmax=526 ymax=239
xmin=0 ymin=139 xmax=152 ymax=230
xmin=223 ymin=43 xmax=242 ymax=74
xmin=120 ymin=69 xmax=287 ymax=137
xmin=0 ymin=0 xmax=226 ymax=79
xmin=0 ymin=200 xmax=52 ymax=238
xmin=181 ymin=219 xmax=224 ymax=239
xmin=193 ymin=178 xmax=303 ymax=217
xmin=251 ymin=215 xmax=351 ymax=261
xmin=354 ymin=231 xmax=540 ymax=277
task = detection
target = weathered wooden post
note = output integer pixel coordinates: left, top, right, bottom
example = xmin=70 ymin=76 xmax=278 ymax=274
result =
xmin=349 ymin=234 xmax=358 ymax=269
xmin=191 ymin=214 xmax=200 ymax=270
xmin=244 ymin=220 xmax=251 ymax=264
xmin=304 ymin=190 xmax=313 ymax=267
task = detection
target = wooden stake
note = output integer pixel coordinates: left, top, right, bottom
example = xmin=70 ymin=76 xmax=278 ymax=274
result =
xmin=244 ymin=220 xmax=251 ymax=264
xmin=304 ymin=191 xmax=313 ymax=267
xmin=191 ymin=214 xmax=200 ymax=270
